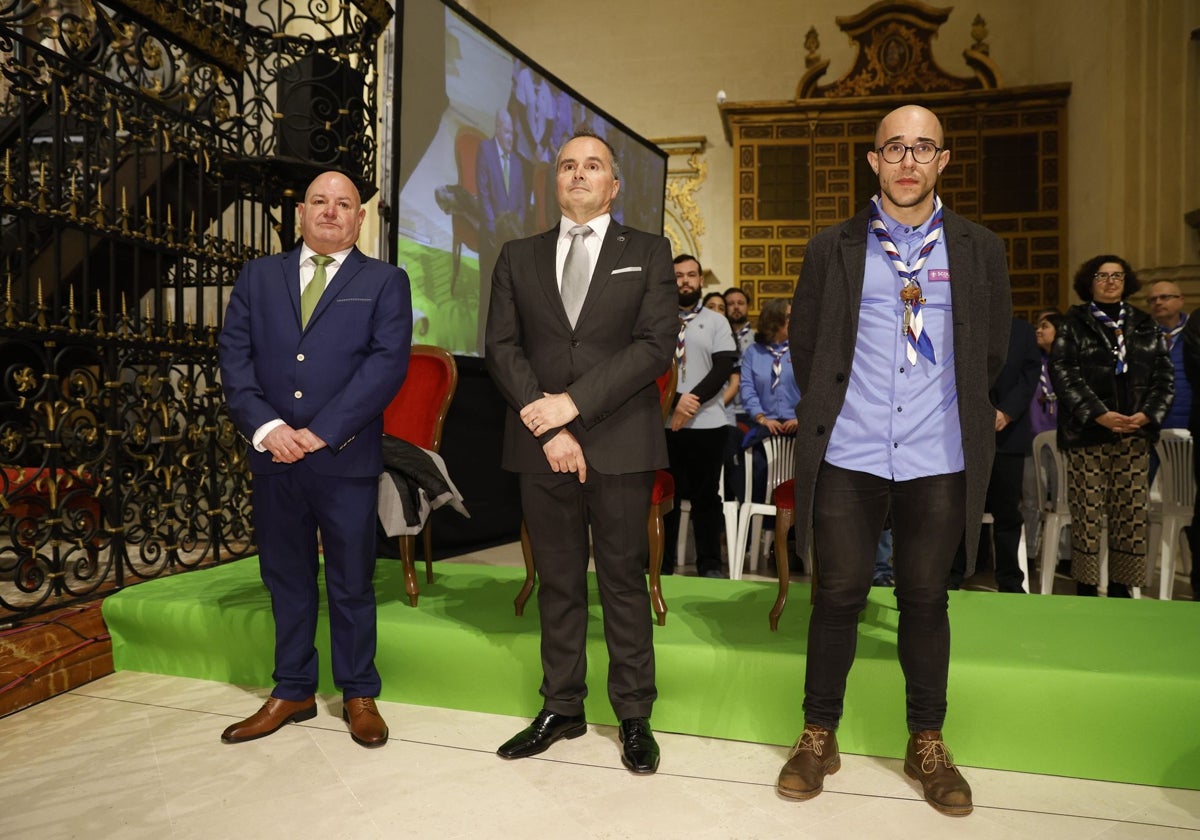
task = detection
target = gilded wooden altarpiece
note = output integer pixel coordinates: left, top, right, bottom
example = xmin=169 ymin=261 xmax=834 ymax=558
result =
xmin=719 ymin=1 xmax=1069 ymax=322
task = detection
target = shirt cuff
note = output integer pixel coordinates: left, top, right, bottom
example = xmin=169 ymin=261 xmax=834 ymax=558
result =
xmin=252 ymin=419 xmax=285 ymax=452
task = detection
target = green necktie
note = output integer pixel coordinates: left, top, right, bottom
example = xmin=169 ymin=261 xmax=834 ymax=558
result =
xmin=301 ymin=255 xmax=333 ymax=328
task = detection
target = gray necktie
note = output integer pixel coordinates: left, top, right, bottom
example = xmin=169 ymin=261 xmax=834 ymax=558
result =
xmin=560 ymin=224 xmax=591 ymax=327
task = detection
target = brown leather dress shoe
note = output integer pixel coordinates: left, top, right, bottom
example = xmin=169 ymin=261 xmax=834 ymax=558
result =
xmin=221 ymin=696 xmax=317 ymax=743
xmin=343 ymin=697 xmax=389 ymax=748
xmin=776 ymin=724 xmax=840 ymax=800
xmin=904 ymin=730 xmax=973 ymax=816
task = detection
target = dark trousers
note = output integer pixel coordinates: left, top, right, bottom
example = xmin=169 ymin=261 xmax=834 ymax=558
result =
xmin=805 ymin=463 xmax=965 ymax=733
xmin=663 ymin=427 xmax=728 ymax=575
xmin=949 ymin=452 xmax=1026 ymax=592
xmin=253 ymin=466 xmax=381 ymax=701
xmin=519 ymin=470 xmax=657 ymax=720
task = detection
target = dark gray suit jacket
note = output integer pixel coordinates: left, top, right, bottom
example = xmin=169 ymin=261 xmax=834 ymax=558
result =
xmin=789 ymin=205 xmax=1012 ymax=568
xmin=485 ymin=220 xmax=677 ymax=474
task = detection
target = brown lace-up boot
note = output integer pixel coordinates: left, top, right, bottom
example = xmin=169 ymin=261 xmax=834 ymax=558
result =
xmin=904 ymin=730 xmax=973 ymax=816
xmin=776 ymin=724 xmax=840 ymax=800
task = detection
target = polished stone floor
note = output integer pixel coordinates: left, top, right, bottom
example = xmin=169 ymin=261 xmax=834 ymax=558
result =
xmin=1 ymin=669 xmax=1198 ymax=840
xmin=1 ymin=541 xmax=1198 ymax=839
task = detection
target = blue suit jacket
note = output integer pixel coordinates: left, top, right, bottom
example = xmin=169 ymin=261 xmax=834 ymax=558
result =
xmin=219 ymin=245 xmax=413 ymax=477
xmin=476 ymin=137 xmax=526 ymax=233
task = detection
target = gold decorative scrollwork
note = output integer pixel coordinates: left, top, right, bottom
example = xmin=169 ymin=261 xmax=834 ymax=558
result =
xmin=654 ymin=136 xmax=709 ymax=262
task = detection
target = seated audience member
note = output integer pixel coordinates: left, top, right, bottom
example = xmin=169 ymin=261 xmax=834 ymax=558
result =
xmin=739 ymin=300 xmax=800 ymax=532
xmin=1023 ymin=311 xmax=1063 ymax=562
xmin=874 ymin=527 xmax=894 ymax=587
xmin=1049 ymin=255 xmax=1173 ymax=597
xmin=740 ymin=299 xmax=800 ymax=437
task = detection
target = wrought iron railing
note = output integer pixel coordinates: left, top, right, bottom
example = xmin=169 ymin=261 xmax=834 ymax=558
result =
xmin=0 ymin=0 xmax=392 ymax=621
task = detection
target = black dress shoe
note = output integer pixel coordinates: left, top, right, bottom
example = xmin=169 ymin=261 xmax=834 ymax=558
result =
xmin=619 ymin=717 xmax=660 ymax=774
xmin=497 ymin=709 xmax=587 ymax=759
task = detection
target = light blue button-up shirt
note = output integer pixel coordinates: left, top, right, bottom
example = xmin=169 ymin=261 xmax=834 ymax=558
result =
xmin=740 ymin=341 xmax=801 ymax=421
xmin=823 ymin=203 xmax=963 ymax=480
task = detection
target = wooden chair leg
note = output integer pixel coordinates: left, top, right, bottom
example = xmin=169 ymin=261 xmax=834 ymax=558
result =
xmin=514 ymin=519 xmax=536 ymax=616
xmin=648 ymin=501 xmax=669 ymax=626
xmin=769 ymin=508 xmax=793 ymax=631
xmin=423 ymin=524 xmax=435 ymax=584
xmin=399 ymin=535 xmax=420 ymax=607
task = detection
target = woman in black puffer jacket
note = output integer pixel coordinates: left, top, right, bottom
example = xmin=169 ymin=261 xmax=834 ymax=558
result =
xmin=1049 ymin=254 xmax=1173 ymax=597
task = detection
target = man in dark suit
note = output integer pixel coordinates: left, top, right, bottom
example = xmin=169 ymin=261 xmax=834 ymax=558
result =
xmin=485 ymin=129 xmax=676 ymax=774
xmin=949 ymin=317 xmax=1041 ymax=592
xmin=218 ymin=171 xmax=413 ymax=748
xmin=777 ymin=105 xmax=1011 ymax=815
xmin=476 ymin=109 xmax=526 ymax=353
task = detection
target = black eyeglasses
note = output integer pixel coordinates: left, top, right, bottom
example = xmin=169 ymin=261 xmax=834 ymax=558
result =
xmin=876 ymin=142 xmax=942 ymax=164
xmin=1093 ymin=272 xmax=1126 ymax=283
xmin=1146 ymin=294 xmax=1182 ymax=304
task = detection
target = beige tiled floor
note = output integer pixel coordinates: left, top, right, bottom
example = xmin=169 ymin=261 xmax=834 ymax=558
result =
xmin=2 ymin=670 xmax=1198 ymax=840
xmin=2 ymin=541 xmax=1197 ymax=839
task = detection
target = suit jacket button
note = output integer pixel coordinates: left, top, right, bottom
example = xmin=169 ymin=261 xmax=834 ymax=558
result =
xmin=296 ymin=353 xmax=305 ymax=361
xmin=294 ymin=390 xmax=303 ymax=399
xmin=571 ymin=339 xmax=580 ymax=348
xmin=835 ymin=372 xmax=845 ymax=382
xmin=816 ymin=424 xmax=825 ymax=435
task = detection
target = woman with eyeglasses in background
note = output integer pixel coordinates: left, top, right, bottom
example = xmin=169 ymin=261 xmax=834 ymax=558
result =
xmin=1049 ymin=255 xmax=1173 ymax=596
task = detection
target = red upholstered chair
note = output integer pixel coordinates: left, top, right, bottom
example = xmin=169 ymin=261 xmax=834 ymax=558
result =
xmin=514 ymin=362 xmax=676 ymax=626
xmin=381 ymin=345 xmax=458 ymax=606
xmin=450 ymin=127 xmax=485 ymax=295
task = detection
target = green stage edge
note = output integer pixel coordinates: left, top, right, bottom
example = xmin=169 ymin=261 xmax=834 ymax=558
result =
xmin=103 ymin=559 xmax=1200 ymax=790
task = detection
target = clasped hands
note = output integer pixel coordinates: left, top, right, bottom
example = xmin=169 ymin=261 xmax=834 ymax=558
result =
xmin=1095 ymin=411 xmax=1150 ymax=434
xmin=669 ymin=393 xmax=701 ymax=431
xmin=521 ymin=393 xmax=586 ymax=482
xmin=520 ymin=392 xmax=579 ymax=436
xmin=263 ymin=424 xmax=327 ymax=463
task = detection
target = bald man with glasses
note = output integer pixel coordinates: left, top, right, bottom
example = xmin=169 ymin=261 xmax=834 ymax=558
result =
xmin=779 ymin=104 xmax=1011 ymax=816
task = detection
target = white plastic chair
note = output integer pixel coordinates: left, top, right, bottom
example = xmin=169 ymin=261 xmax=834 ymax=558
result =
xmin=1032 ymin=431 xmax=1070 ymax=595
xmin=732 ymin=434 xmax=795 ymax=580
xmin=675 ymin=464 xmax=740 ymax=575
xmin=1150 ymin=429 xmax=1194 ymax=600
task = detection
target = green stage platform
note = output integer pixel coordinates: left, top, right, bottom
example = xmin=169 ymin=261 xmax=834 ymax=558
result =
xmin=103 ymin=558 xmax=1200 ymax=790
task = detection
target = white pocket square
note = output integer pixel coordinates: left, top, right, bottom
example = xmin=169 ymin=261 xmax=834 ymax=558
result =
xmin=611 ymin=266 xmax=641 ymax=275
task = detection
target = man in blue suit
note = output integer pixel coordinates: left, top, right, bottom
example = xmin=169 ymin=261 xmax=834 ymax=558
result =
xmin=218 ymin=170 xmax=412 ymax=748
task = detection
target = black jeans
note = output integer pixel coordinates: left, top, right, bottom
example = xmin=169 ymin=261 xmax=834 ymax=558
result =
xmin=804 ymin=463 xmax=965 ymax=733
